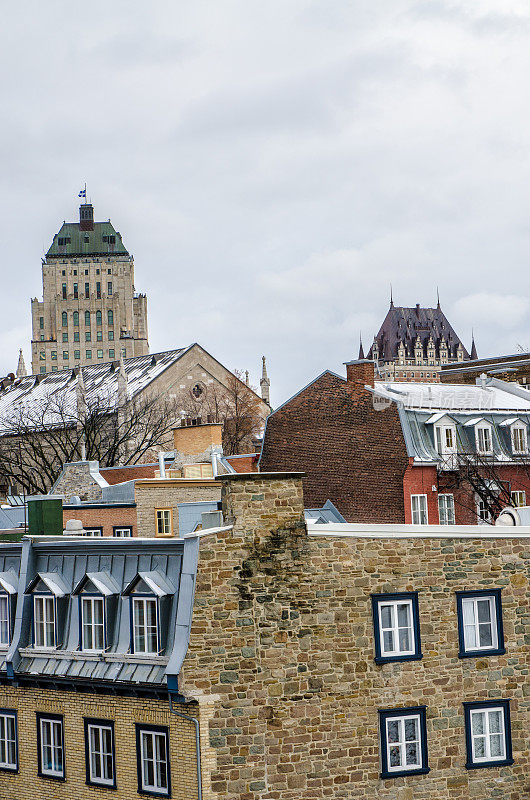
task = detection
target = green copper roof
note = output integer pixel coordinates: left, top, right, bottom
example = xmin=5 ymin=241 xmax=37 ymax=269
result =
xmin=46 ymin=220 xmax=129 ymax=258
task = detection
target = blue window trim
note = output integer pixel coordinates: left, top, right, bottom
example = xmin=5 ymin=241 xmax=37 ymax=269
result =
xmin=456 ymin=589 xmax=505 ymax=658
xmin=36 ymin=712 xmax=65 ymax=781
xmin=83 ymin=717 xmax=116 ymax=790
xmin=378 ymin=706 xmax=430 ymax=779
xmin=0 ymin=708 xmax=18 ymax=773
xmin=135 ymin=723 xmax=171 ymax=797
xmin=463 ymin=700 xmax=513 ymax=769
xmin=129 ymin=594 xmax=160 ymax=655
xmin=371 ymin=592 xmax=422 ymax=664
xmin=78 ymin=594 xmax=107 ymax=652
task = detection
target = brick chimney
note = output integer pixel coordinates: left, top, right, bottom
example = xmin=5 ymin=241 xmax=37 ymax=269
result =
xmin=344 ymin=359 xmax=375 ymax=396
xmin=173 ymin=421 xmax=223 ymax=456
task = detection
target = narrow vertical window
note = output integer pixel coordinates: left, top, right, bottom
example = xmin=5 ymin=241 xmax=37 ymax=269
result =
xmin=379 ymin=707 xmax=429 ymax=778
xmin=62 ymin=283 xmax=67 ymax=299
xmin=96 ymin=310 xmax=102 ymax=326
xmin=62 ymin=312 xmax=68 ymax=327
xmin=438 ymin=494 xmax=455 ymax=525
xmin=132 ymin=597 xmax=159 ymax=654
xmin=0 ymin=711 xmax=17 ymax=771
xmin=81 ymin=596 xmax=105 ymax=651
xmin=411 ymin=495 xmax=428 ymax=524
xmin=0 ymin=596 xmax=10 ymax=646
xmin=73 ymin=311 xmax=79 ymax=327
xmin=34 ymin=596 xmax=55 ymax=648
xmin=85 ymin=719 xmax=115 ymax=787
xmin=85 ymin=310 xmax=90 ymax=326
xmin=136 ymin=726 xmax=170 ymax=795
xmin=37 ymin=714 xmax=64 ymax=779
xmin=39 ymin=316 xmax=44 ymax=329
xmin=96 ymin=282 xmax=101 ymax=299
xmin=156 ymin=509 xmax=172 ymax=536
xmin=85 ymin=282 xmax=90 ymax=298
xmin=511 ymin=425 xmax=527 ymax=454
xmin=108 ymin=309 xmax=113 ymax=326
xmin=73 ymin=283 xmax=78 ymax=299
xmin=107 ymin=281 xmax=113 ymax=296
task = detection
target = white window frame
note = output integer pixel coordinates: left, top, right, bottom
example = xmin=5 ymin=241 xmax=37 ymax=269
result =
xmin=411 ymin=494 xmax=428 ymax=524
xmin=461 ymin=595 xmax=498 ymax=653
xmin=384 ymin=713 xmax=422 ymax=773
xmin=132 ymin=597 xmax=159 ymax=654
xmin=511 ymin=424 xmax=527 ymax=454
xmin=377 ymin=599 xmax=416 ymax=658
xmin=39 ymin=716 xmax=64 ymax=778
xmin=139 ymin=729 xmax=169 ymax=794
xmin=434 ymin=424 xmax=457 ymax=455
xmin=113 ymin=527 xmax=132 ymax=538
xmin=33 ymin=595 xmax=56 ymax=649
xmin=0 ymin=712 xmax=17 ymax=770
xmin=87 ymin=722 xmax=114 ymax=786
xmin=0 ymin=595 xmax=10 ymax=647
xmin=81 ymin=596 xmax=105 ymax=652
xmin=476 ymin=499 xmax=492 ymax=525
xmin=469 ymin=707 xmax=506 ymax=764
xmin=475 ymin=423 xmax=493 ymax=454
xmin=438 ymin=494 xmax=455 ymax=525
xmin=510 ymin=490 xmax=526 ymax=508
xmin=83 ymin=528 xmax=103 ymax=537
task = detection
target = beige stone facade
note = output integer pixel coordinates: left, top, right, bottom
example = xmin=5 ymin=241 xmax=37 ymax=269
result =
xmin=31 ymin=203 xmax=148 ymax=375
xmin=178 ymin=473 xmax=530 ymax=799
xmin=135 ymin=478 xmax=221 ymax=537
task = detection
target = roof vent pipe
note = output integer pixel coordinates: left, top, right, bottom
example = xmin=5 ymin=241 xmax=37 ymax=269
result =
xmin=480 ymin=372 xmax=487 ymax=390
xmin=158 ymin=451 xmax=166 ymax=479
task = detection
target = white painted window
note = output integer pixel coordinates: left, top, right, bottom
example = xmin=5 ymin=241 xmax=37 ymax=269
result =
xmin=132 ymin=597 xmax=158 ymax=654
xmin=476 ymin=424 xmax=493 ymax=454
xmin=0 ymin=596 xmax=10 ymax=646
xmin=34 ymin=596 xmax=55 ymax=648
xmin=83 ymin=528 xmax=103 ymax=537
xmin=385 ymin=714 xmax=422 ymax=772
xmin=377 ymin=600 xmax=415 ymax=657
xmin=476 ymin=500 xmax=492 ymax=525
xmin=435 ymin=424 xmax=457 ymax=454
xmin=411 ymin=495 xmax=428 ymax=524
xmin=438 ymin=494 xmax=455 ymax=525
xmin=139 ymin=729 xmax=169 ymax=794
xmin=511 ymin=425 xmax=527 ymax=454
xmin=510 ymin=490 xmax=526 ymax=508
xmin=470 ymin=708 xmax=506 ymax=763
xmin=87 ymin=722 xmax=114 ymax=786
xmin=0 ymin=712 xmax=17 ymax=770
xmin=39 ymin=717 xmax=64 ymax=777
xmin=462 ymin=596 xmax=497 ymax=652
xmin=81 ymin=597 xmax=105 ymax=651
xmin=113 ymin=527 xmax=132 ymax=537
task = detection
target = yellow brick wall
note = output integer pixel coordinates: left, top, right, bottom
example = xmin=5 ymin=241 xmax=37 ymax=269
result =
xmin=0 ymin=686 xmax=199 ymax=800
xmin=135 ymin=480 xmax=221 ymax=537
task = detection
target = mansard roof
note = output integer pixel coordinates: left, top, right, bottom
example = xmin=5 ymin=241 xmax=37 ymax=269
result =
xmin=46 ymin=219 xmax=129 ymax=258
xmin=368 ymin=302 xmax=471 ymax=361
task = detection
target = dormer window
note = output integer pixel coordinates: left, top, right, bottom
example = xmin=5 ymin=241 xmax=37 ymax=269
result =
xmin=123 ymin=571 xmax=176 ymax=656
xmin=511 ymin=424 xmax=527 ymax=454
xmin=82 ymin=597 xmax=105 ymax=651
xmin=435 ymin=424 xmax=456 ymax=454
xmin=0 ymin=595 xmax=10 ymax=646
xmin=476 ymin=423 xmax=493 ymax=454
xmin=34 ymin=596 xmax=56 ymax=648
xmin=133 ymin=597 xmax=158 ymax=654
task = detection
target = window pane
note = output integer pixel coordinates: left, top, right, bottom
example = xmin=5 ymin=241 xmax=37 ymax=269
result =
xmin=398 ymin=628 xmax=411 ymax=651
xmin=389 ymin=745 xmax=401 ymax=767
xmin=473 ymin=736 xmax=485 ymax=759
xmin=397 ymin=603 xmax=410 ymax=627
xmin=404 ymin=717 xmax=418 ymax=741
xmin=382 ymin=630 xmax=394 ymax=652
xmin=405 ymin=742 xmax=418 ymax=765
xmin=471 ymin=711 xmax=484 ymax=735
xmin=387 ymin=720 xmax=399 ymax=743
xmin=488 ymin=710 xmax=502 ymax=734
xmin=380 ymin=605 xmax=392 ymax=629
xmin=462 ymin=599 xmax=475 ymax=626
xmin=489 ymin=734 xmax=504 ymax=758
xmin=478 ymin=623 xmax=493 ymax=648
xmin=477 ymin=599 xmax=491 ymax=623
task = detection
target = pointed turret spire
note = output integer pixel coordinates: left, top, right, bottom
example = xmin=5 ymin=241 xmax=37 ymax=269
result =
xmin=245 ymin=370 xmax=249 ymax=386
xmin=390 ymin=285 xmax=394 ymax=308
xmin=16 ymin=349 xmax=27 ymax=379
xmin=260 ymin=356 xmax=271 ymax=406
xmin=358 ymin=334 xmax=365 ymax=360
xmin=470 ymin=332 xmax=477 ymax=360
xmin=436 ymin=287 xmax=440 ymax=309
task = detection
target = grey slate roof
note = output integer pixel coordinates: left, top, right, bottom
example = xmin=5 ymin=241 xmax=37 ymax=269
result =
xmin=4 ymin=536 xmax=199 ymax=693
xmin=305 ymin=500 xmax=347 ymax=524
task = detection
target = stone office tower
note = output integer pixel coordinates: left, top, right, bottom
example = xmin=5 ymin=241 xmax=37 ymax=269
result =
xmin=31 ymin=202 xmax=148 ymax=374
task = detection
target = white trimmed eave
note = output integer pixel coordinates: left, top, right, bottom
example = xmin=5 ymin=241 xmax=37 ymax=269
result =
xmin=306 ymin=521 xmax=530 ymax=539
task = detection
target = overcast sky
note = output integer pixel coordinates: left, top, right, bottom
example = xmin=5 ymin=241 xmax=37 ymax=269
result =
xmin=2 ymin=0 xmax=530 ymax=405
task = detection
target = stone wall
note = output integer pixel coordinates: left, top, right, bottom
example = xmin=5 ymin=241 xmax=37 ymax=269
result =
xmin=0 ymin=685 xmax=197 ymax=800
xmin=135 ymin=478 xmax=221 ymax=537
xmin=182 ymin=473 xmax=530 ymax=799
xmin=51 ymin=460 xmax=107 ymax=502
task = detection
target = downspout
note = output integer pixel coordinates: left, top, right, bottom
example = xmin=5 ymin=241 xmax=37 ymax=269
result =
xmin=168 ymin=694 xmax=202 ymax=800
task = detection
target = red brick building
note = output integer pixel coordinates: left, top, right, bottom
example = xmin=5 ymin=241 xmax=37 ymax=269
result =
xmin=260 ymin=361 xmax=530 ymax=525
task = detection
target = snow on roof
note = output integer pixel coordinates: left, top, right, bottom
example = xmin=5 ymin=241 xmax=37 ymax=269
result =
xmin=372 ymin=380 xmax=530 ymax=413
xmin=0 ymin=348 xmax=190 ymax=434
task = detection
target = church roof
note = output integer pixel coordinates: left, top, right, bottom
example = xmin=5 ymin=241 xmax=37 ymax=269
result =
xmin=368 ymin=302 xmax=471 ymax=362
xmin=46 ymin=220 xmax=128 ymax=258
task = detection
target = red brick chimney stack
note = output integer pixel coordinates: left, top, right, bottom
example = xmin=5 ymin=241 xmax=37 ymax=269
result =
xmin=344 ymin=359 xmax=375 ymax=396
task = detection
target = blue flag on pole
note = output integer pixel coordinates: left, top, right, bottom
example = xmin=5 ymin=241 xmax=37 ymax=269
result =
xmin=79 ymin=188 xmax=86 ymax=198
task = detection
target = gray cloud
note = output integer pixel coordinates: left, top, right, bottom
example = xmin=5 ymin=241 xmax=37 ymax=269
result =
xmin=1 ymin=0 xmax=530 ymax=405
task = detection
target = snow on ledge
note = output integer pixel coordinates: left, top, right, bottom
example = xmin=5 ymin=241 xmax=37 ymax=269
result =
xmin=306 ymin=521 xmax=530 ymax=539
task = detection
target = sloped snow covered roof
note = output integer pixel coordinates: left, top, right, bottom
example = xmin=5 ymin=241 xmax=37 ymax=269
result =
xmin=0 ymin=348 xmax=190 ymax=434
